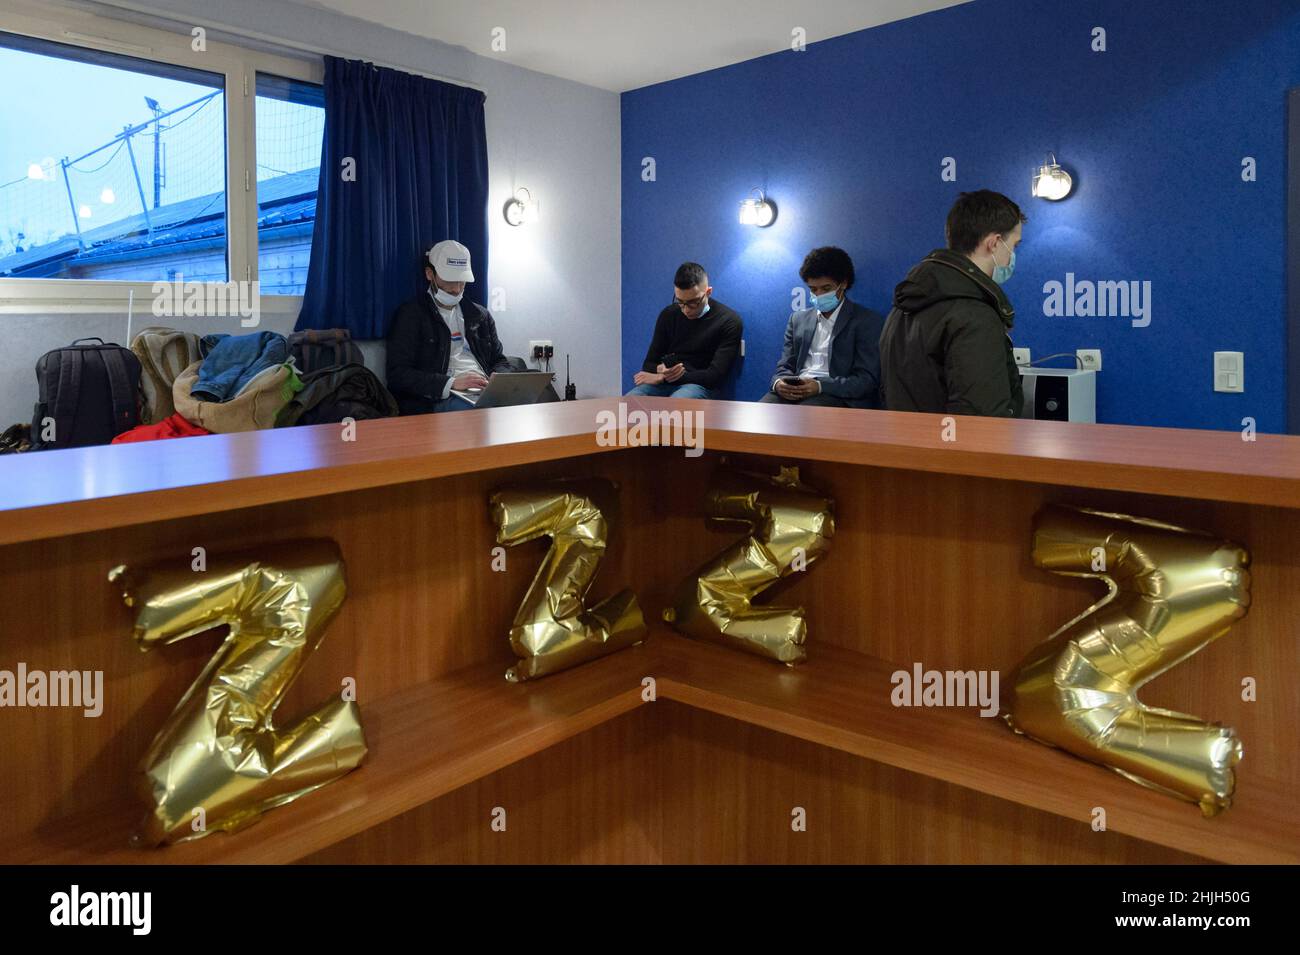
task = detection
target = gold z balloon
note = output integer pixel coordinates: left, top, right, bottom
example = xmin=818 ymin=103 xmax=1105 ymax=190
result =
xmin=663 ymin=465 xmax=834 ymax=663
xmin=107 ymin=539 xmax=367 ymax=846
xmin=1005 ymin=505 xmax=1251 ymax=816
xmin=490 ymin=482 xmax=646 ymax=682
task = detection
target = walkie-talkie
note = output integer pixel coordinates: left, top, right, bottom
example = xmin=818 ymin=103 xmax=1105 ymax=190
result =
xmin=564 ymin=354 xmax=577 ymax=401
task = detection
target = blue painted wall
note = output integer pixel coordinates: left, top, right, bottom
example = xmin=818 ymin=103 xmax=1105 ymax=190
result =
xmin=620 ymin=0 xmax=1300 ymax=431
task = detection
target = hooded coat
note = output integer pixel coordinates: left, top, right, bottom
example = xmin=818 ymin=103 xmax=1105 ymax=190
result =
xmin=879 ymin=249 xmax=1024 ymax=417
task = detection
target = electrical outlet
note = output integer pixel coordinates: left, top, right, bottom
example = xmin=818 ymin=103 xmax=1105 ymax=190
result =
xmin=1076 ymin=349 xmax=1102 ymax=371
xmin=1214 ymin=351 xmax=1244 ymax=393
xmin=1012 ymin=347 xmax=1031 ymax=366
xmin=529 ymin=339 xmax=552 ymax=361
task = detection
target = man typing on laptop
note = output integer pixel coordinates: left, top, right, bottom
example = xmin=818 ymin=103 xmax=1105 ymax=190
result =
xmin=386 ymin=240 xmax=513 ymax=414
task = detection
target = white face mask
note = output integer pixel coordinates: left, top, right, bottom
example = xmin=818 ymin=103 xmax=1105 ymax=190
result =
xmin=432 ymin=285 xmax=463 ymax=308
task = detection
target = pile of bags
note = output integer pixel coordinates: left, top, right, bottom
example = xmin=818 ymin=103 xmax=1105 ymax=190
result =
xmin=15 ymin=327 xmax=397 ymax=452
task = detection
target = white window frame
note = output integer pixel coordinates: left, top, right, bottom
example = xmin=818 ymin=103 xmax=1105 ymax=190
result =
xmin=0 ymin=0 xmax=323 ymax=314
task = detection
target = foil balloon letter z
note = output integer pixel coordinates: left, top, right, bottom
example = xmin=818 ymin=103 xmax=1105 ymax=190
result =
xmin=491 ymin=482 xmax=646 ymax=682
xmin=1004 ymin=505 xmax=1251 ymax=816
xmin=108 ymin=539 xmax=367 ymax=847
xmin=663 ymin=465 xmax=834 ymax=663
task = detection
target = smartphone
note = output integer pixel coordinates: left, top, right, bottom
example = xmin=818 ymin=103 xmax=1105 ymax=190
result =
xmin=781 ymin=376 xmax=803 ymax=386
xmin=661 ymin=354 xmax=680 ymax=367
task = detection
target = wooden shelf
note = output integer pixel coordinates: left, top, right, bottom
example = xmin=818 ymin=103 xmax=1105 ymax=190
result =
xmin=5 ymin=631 xmax=1294 ymax=864
xmin=1 ymin=644 xmax=653 ymax=864
xmin=648 ymin=632 xmax=1300 ymax=866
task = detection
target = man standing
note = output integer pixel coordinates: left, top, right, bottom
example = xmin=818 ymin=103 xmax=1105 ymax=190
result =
xmin=386 ymin=240 xmax=512 ymax=414
xmin=628 ymin=262 xmax=743 ymax=398
xmin=761 ymin=246 xmax=884 ymax=408
xmin=879 ymin=190 xmax=1026 ymax=417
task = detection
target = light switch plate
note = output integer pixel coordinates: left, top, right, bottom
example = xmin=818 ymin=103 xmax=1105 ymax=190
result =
xmin=1076 ymin=349 xmax=1102 ymax=371
xmin=1214 ymin=351 xmax=1244 ymax=393
xmin=1012 ymin=347 xmax=1031 ymax=366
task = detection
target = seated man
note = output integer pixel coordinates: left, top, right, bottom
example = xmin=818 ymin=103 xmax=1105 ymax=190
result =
xmin=386 ymin=240 xmax=513 ymax=414
xmin=628 ymin=262 xmax=742 ymax=399
xmin=762 ymin=247 xmax=884 ymax=408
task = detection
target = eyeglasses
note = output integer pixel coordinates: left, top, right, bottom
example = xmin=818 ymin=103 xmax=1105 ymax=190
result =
xmin=673 ymin=295 xmax=707 ymax=310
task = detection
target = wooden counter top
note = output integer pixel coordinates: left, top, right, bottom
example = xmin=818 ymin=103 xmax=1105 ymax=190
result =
xmin=2 ymin=397 xmax=1298 ymax=545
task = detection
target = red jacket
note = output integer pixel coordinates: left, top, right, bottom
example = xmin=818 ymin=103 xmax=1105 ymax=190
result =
xmin=112 ymin=412 xmax=211 ymax=444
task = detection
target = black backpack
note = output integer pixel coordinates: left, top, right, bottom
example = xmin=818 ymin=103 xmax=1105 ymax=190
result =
xmin=31 ymin=338 xmax=142 ymax=449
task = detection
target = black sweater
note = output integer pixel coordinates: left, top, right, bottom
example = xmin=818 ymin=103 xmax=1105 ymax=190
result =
xmin=639 ymin=300 xmax=743 ymax=389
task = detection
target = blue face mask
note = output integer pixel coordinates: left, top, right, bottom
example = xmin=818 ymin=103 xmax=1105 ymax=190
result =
xmin=810 ymin=290 xmax=840 ymax=313
xmin=991 ymin=237 xmax=1016 ymax=284
xmin=699 ymin=300 xmax=710 ymax=317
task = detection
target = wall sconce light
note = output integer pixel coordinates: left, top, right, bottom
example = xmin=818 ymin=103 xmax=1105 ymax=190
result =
xmin=1032 ymin=153 xmax=1073 ymax=201
xmin=503 ymin=187 xmax=540 ymax=226
xmin=738 ymin=188 xmax=777 ymax=227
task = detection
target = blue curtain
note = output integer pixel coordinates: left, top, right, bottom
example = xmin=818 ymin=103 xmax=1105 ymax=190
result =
xmin=296 ymin=57 xmax=488 ymax=338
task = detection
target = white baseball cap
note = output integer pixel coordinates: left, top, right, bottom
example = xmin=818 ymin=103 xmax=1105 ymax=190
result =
xmin=427 ymin=239 xmax=474 ymax=283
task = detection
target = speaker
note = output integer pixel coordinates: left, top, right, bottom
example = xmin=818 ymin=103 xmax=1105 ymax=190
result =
xmin=1018 ymin=368 xmax=1096 ymax=423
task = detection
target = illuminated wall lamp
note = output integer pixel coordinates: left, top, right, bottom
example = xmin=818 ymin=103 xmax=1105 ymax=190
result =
xmin=1032 ymin=153 xmax=1073 ymax=201
xmin=738 ymin=188 xmax=777 ymax=227
xmin=503 ymin=187 xmax=540 ymax=226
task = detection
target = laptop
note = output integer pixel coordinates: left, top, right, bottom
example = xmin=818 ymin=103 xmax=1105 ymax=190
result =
xmin=471 ymin=371 xmax=558 ymax=410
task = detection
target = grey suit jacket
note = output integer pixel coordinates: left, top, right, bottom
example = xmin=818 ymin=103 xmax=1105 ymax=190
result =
xmin=769 ymin=297 xmax=885 ymax=408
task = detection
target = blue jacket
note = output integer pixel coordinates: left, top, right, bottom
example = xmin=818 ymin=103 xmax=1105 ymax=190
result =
xmin=769 ymin=298 xmax=885 ymax=408
xmin=192 ymin=332 xmax=289 ymax=402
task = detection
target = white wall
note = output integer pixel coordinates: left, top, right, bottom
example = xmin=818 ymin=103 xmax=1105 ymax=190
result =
xmin=0 ymin=0 xmax=621 ymax=426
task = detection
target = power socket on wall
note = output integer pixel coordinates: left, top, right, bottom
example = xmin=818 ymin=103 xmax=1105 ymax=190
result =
xmin=1012 ymin=348 xmax=1031 ymax=366
xmin=1076 ymin=349 xmax=1102 ymax=371
xmin=529 ymin=340 xmax=553 ymax=362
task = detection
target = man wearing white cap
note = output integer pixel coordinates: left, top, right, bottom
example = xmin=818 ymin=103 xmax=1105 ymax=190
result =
xmin=386 ymin=240 xmax=512 ymax=414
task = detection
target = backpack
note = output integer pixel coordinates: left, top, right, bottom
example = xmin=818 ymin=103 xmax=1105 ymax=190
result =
xmin=130 ymin=326 xmax=205 ymax=424
xmin=277 ymin=362 xmax=398 ymax=427
xmin=288 ymin=328 xmax=365 ymax=376
xmin=31 ymin=338 xmax=142 ymax=449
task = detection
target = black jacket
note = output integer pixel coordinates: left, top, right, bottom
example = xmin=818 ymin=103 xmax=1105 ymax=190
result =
xmin=385 ymin=293 xmax=511 ymax=415
xmin=770 ymin=298 xmax=885 ymax=409
xmin=879 ymin=249 xmax=1024 ymax=417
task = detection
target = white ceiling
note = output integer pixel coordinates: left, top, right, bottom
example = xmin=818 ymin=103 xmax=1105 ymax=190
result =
xmin=288 ymin=0 xmax=971 ymax=92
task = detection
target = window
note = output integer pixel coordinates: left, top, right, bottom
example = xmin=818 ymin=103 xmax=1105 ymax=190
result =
xmin=0 ymin=31 xmax=228 ymax=282
xmin=0 ymin=3 xmax=323 ymax=304
xmin=254 ymin=74 xmax=324 ymax=296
